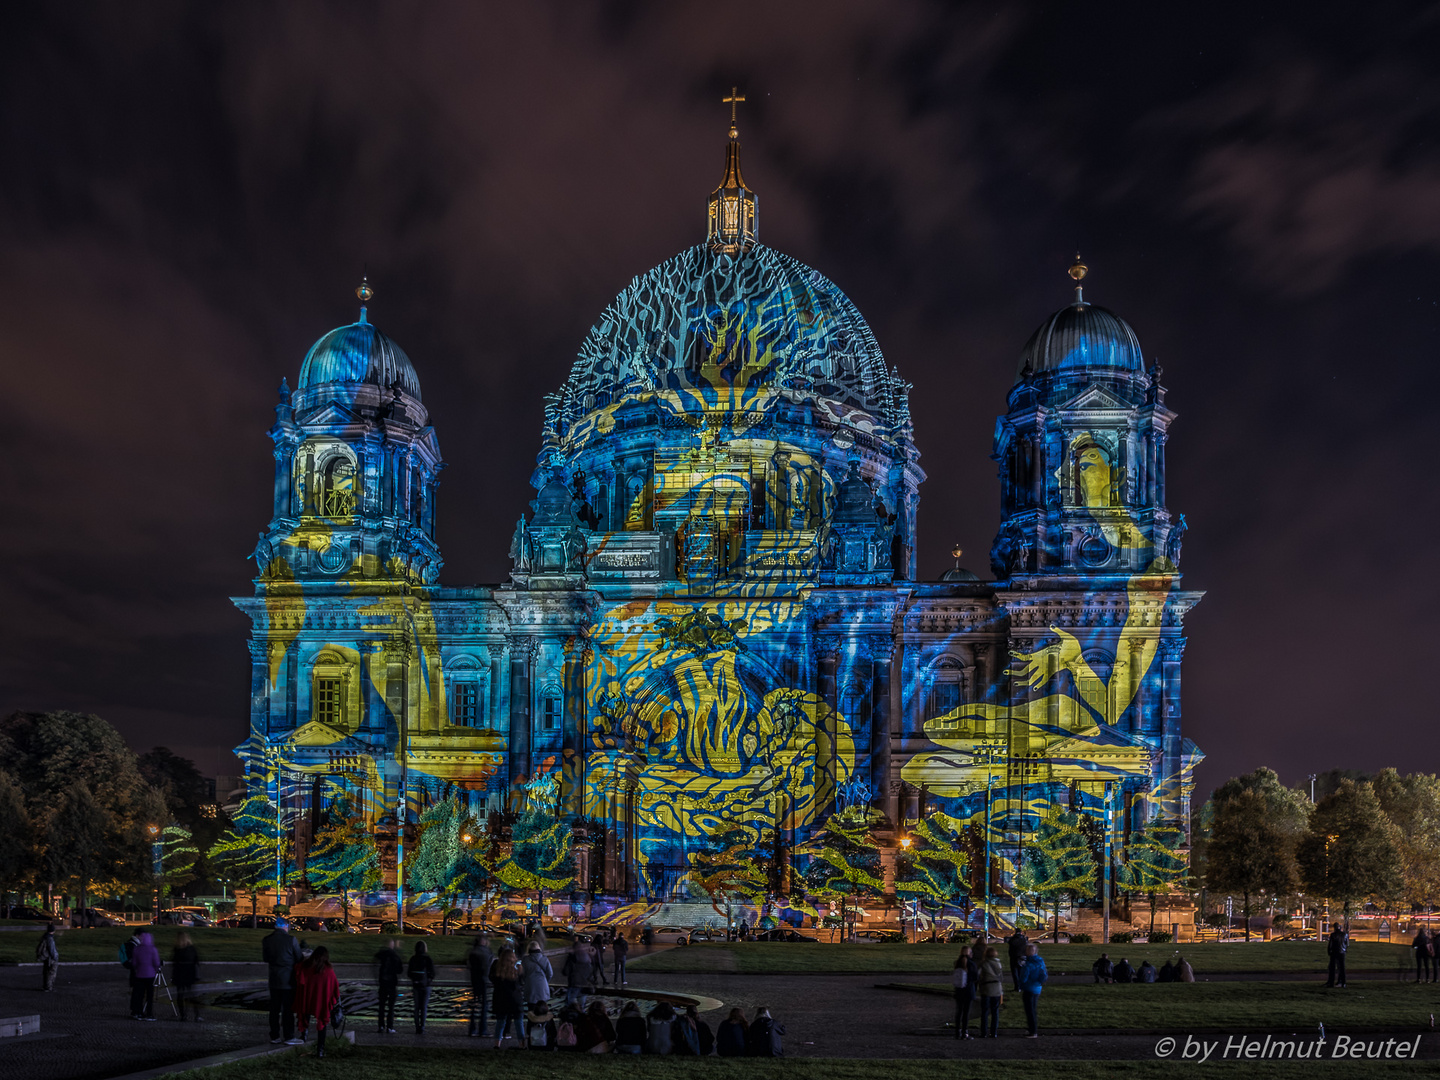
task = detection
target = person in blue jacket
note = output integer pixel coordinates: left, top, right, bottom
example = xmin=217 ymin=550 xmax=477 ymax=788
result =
xmin=1017 ymin=942 xmax=1048 ymax=1038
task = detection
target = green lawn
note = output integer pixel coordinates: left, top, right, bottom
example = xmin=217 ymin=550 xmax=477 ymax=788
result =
xmin=0 ymin=925 xmax=487 ymax=965
xmin=627 ymin=941 xmax=1414 ymax=976
xmin=886 ymin=980 xmax=1440 ymax=1032
xmin=172 ymin=1046 xmax=1437 ymax=1080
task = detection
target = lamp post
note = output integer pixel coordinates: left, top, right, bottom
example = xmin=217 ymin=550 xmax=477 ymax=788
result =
xmin=899 ymin=835 xmax=912 ymax=941
xmin=1101 ymin=783 xmax=1113 ymax=948
xmin=148 ymin=824 xmax=162 ymax=923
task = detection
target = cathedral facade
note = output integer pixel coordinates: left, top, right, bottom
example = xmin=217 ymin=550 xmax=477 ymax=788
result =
xmin=235 ymin=118 xmax=1203 ymax=906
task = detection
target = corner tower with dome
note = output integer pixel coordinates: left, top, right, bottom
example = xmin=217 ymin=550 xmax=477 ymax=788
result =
xmin=232 ymin=110 xmax=1203 ymax=925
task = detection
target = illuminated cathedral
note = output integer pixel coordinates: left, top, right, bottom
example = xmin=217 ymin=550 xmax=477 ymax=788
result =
xmin=235 ymin=102 xmax=1203 ymax=908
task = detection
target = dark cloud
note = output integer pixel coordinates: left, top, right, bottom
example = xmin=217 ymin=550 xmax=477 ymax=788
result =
xmin=1 ymin=1 xmax=1437 ymax=793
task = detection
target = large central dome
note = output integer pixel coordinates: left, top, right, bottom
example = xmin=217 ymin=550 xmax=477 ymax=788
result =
xmin=554 ymin=243 xmax=904 ymax=427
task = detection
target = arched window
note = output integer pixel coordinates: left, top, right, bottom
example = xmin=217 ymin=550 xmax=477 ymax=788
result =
xmin=925 ymin=657 xmax=965 ymax=720
xmin=310 ymin=650 xmax=351 ymax=730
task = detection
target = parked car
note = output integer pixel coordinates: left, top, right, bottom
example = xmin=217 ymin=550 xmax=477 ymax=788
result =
xmin=69 ymin=907 xmax=123 ymax=927
xmin=754 ymin=927 xmax=817 ymax=943
xmin=219 ymin=914 xmax=277 ymax=929
xmin=6 ymin=905 xmax=56 ymax=922
xmin=157 ymin=907 xmax=212 ymax=927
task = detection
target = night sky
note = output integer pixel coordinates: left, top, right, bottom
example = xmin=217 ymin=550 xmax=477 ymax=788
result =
xmin=3 ymin=2 xmax=1437 ymax=798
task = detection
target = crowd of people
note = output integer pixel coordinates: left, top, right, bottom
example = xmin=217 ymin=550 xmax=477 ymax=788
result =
xmin=1090 ymin=952 xmax=1195 ymax=984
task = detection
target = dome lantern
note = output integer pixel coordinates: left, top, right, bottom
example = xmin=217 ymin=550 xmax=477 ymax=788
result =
xmin=706 ymin=87 xmax=758 ymax=253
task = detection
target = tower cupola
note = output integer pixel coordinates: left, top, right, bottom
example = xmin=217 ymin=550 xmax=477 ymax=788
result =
xmin=706 ymin=87 xmax=758 ymax=253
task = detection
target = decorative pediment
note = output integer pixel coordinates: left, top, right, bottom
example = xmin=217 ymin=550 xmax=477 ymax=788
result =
xmin=300 ymin=403 xmax=361 ymax=428
xmin=1056 ymin=385 xmax=1131 ymax=412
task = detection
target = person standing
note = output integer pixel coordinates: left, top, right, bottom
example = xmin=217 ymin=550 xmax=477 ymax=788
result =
xmin=130 ymin=932 xmax=162 ymax=1021
xmin=951 ymin=945 xmax=978 ymax=1039
xmin=520 ymin=940 xmax=553 ymax=1013
xmin=1413 ymin=927 xmax=1434 ymax=984
xmin=293 ymin=947 xmax=340 ymax=1058
xmin=35 ymin=923 xmax=59 ymax=992
xmin=613 ymin=932 xmax=629 ymax=985
xmin=408 ymin=941 xmax=435 ymax=1034
xmin=374 ymin=938 xmax=402 ymax=1034
xmin=1006 ymin=928 xmax=1029 ymax=993
xmin=467 ymin=934 xmax=495 ymax=1038
xmin=1017 ymin=942 xmax=1048 ymax=1038
xmin=262 ymin=917 xmax=304 ymax=1043
xmin=1326 ymin=924 xmax=1348 ymax=989
xmin=490 ymin=945 xmax=524 ymax=1048
xmin=561 ymin=939 xmax=594 ymax=1008
xmin=593 ymin=932 xmax=609 ymax=986
xmin=977 ymin=945 xmax=1005 ymax=1038
xmin=172 ymin=932 xmax=201 ymax=1020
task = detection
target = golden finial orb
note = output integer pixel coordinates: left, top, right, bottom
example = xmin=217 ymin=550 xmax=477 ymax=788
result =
xmin=1068 ymin=253 xmax=1088 ymax=283
xmin=951 ymin=544 xmax=963 ymax=561
xmin=356 ymin=277 xmax=374 ymax=304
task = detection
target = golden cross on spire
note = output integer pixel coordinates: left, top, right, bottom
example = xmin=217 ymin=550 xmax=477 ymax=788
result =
xmin=723 ymin=86 xmax=745 ymax=138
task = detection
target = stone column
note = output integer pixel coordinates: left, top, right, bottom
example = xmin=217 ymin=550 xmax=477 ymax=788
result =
xmin=508 ymin=637 xmax=534 ymax=790
xmin=869 ymin=638 xmax=894 ymax=809
xmin=272 ymin=448 xmax=292 ymax=520
xmin=562 ymin=639 xmax=588 ymax=814
xmin=816 ymin=638 xmax=839 ymax=808
xmin=1030 ymin=432 xmax=1044 ymax=509
xmin=487 ymin=644 xmax=506 ymax=731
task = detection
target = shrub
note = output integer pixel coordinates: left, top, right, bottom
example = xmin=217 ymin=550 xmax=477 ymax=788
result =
xmin=1110 ymin=930 xmax=1136 ymax=944
xmin=1068 ymin=932 xmax=1093 ymax=944
xmin=1148 ymin=931 xmax=1173 ymax=943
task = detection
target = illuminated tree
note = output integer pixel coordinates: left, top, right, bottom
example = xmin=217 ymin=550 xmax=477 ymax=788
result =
xmin=159 ymin=823 xmax=199 ymax=897
xmin=687 ymin=828 xmax=771 ymax=918
xmin=1016 ymin=804 xmax=1096 ymax=942
xmin=1117 ymin=818 xmax=1188 ymax=936
xmin=1297 ymin=780 xmax=1402 ymax=919
xmin=409 ymin=793 xmax=490 ymax=918
xmin=803 ymin=804 xmax=885 ymax=937
xmin=895 ymin=811 xmax=971 ymax=932
xmin=209 ymin=792 xmax=292 ymax=921
xmin=483 ymin=805 xmax=574 ymax=904
xmin=307 ymin=795 xmax=380 ymax=923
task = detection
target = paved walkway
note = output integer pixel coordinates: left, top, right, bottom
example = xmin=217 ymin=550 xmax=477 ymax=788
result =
xmin=3 ymin=963 xmax=1437 ymax=1079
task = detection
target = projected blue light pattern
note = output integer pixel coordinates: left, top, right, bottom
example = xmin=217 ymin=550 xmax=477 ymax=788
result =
xmin=232 ymin=147 xmax=1201 ymax=925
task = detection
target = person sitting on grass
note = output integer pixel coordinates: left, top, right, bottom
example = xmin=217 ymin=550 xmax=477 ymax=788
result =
xmin=1137 ymin=959 xmax=1157 ymax=983
xmin=1092 ymin=952 xmax=1113 ymax=984
xmin=1158 ymin=959 xmax=1176 ymax=983
xmin=745 ymin=1006 xmax=784 ymax=1057
xmin=716 ymin=1007 xmax=748 ymax=1057
xmin=1175 ymin=955 xmax=1195 ymax=983
xmin=614 ymin=1001 xmax=646 ymax=1054
xmin=1112 ymin=957 xmax=1134 ymax=983
xmin=645 ymin=1001 xmax=676 ymax=1054
xmin=524 ymin=1001 xmax=557 ymax=1049
xmin=578 ymin=1000 xmax=615 ymax=1053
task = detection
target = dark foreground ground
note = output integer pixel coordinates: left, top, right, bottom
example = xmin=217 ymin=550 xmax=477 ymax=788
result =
xmin=1 ymin=960 xmax=1436 ymax=1080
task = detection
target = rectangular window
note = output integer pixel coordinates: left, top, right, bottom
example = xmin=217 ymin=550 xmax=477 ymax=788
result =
xmin=315 ymin=678 xmax=341 ymax=727
xmin=542 ymin=696 xmax=558 ymax=732
xmin=452 ymin=682 xmax=478 ymax=728
xmin=928 ymin=682 xmax=961 ymax=719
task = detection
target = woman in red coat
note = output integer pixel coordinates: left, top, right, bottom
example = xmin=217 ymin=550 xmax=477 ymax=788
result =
xmin=293 ymin=947 xmax=341 ymax=1057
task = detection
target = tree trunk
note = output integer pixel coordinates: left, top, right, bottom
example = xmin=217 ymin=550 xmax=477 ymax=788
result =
xmin=1243 ymin=891 xmax=1251 ymax=942
xmin=341 ymin=887 xmax=349 ymax=929
xmin=1053 ymin=895 xmax=1060 ymax=943
xmin=1149 ymin=892 xmax=1157 ymax=937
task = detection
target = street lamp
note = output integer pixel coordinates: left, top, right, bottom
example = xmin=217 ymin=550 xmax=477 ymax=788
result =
xmin=148 ymin=824 xmax=162 ymax=923
xmin=898 ymin=835 xmax=912 ymax=942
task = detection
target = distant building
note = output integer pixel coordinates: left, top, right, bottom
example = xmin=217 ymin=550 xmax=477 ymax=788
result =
xmin=233 ymin=110 xmax=1201 ymax=905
